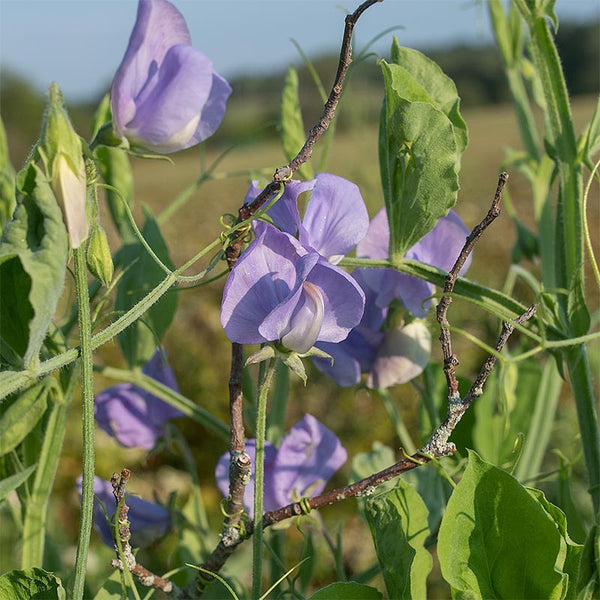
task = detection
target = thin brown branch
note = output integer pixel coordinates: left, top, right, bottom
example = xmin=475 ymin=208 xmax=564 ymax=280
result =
xmin=436 ymin=172 xmax=509 ymax=399
xmin=109 ymin=469 xmax=174 ymax=594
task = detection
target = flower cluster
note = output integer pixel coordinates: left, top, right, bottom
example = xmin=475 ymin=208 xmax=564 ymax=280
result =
xmin=215 ymin=414 xmax=347 ymax=517
xmin=221 ymin=174 xmax=368 ymax=355
xmin=95 ymin=349 xmax=183 ymax=450
xmin=313 ymin=208 xmax=471 ymax=388
xmin=111 ymin=0 xmax=231 ymax=154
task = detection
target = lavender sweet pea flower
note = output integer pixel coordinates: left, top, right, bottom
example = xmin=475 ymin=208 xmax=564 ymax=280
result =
xmin=221 ymin=224 xmax=364 ymax=353
xmin=215 ymin=415 xmax=347 ymax=517
xmin=314 ymin=270 xmax=432 ymax=388
xmin=77 ymin=476 xmax=170 ymax=548
xmin=111 ymin=0 xmax=231 ymax=153
xmin=95 ymin=349 xmax=183 ymax=449
xmin=245 ymin=173 xmax=369 ymax=264
xmin=357 ymin=208 xmax=471 ymax=317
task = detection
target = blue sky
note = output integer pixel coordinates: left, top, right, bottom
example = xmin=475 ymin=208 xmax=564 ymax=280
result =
xmin=1 ymin=0 xmax=598 ymax=103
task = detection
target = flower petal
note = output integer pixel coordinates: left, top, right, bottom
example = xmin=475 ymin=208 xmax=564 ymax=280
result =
xmin=305 ymin=259 xmax=365 ymax=343
xmin=214 ymin=440 xmax=278 ymax=518
xmin=300 ymin=173 xmax=369 ymax=262
xmin=270 ymin=415 xmax=347 ymax=508
xmin=356 ymin=207 xmax=389 ymax=260
xmin=191 ymin=72 xmax=232 ymax=144
xmin=280 ymin=281 xmax=325 ymax=353
xmin=122 ymin=45 xmax=214 ymax=153
xmin=221 ymin=226 xmax=313 ymax=344
xmin=111 ymin=0 xmax=192 ymax=131
xmin=366 ymin=320 xmax=432 ymax=389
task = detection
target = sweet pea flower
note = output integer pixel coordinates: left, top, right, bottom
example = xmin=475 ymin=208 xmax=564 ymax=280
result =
xmin=95 ymin=349 xmax=183 ymax=449
xmin=221 ymin=174 xmax=368 ymax=354
xmin=111 ymin=0 xmax=231 ymax=153
xmin=215 ymin=414 xmax=347 ymax=518
xmin=221 ymin=224 xmax=365 ymax=354
xmin=357 ymin=208 xmax=471 ymax=317
xmin=77 ymin=476 xmax=170 ymax=548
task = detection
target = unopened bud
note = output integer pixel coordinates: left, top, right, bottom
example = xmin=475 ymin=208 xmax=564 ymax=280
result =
xmin=39 ymin=83 xmax=88 ymax=247
xmin=86 ymin=224 xmax=113 ymax=285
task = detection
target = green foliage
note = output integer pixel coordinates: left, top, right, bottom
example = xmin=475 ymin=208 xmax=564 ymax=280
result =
xmin=0 ymin=164 xmax=68 ymax=368
xmin=365 ymin=481 xmax=432 ymax=600
xmin=308 ymin=582 xmax=382 ymax=600
xmin=379 ymin=40 xmax=466 ymax=260
xmin=280 ymin=67 xmax=313 ymax=180
xmin=438 ymin=451 xmax=573 ymax=599
xmin=0 ymin=568 xmax=66 ymax=600
xmin=114 ymin=210 xmax=177 ymax=367
xmin=0 ymin=463 xmax=37 ymax=501
xmin=0 ymin=380 xmax=49 ymax=455
xmin=576 ymin=523 xmax=600 ymax=599
xmin=0 ymin=116 xmax=16 ymax=228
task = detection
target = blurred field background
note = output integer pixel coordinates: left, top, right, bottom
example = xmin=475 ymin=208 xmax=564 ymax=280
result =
xmin=1 ymin=20 xmax=599 ymax=597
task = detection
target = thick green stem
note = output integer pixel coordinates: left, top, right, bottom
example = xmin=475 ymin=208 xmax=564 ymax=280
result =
xmin=71 ymin=246 xmax=96 ymax=600
xmin=266 ymin=361 xmax=289 ymax=446
xmin=252 ymin=358 xmax=277 ymax=600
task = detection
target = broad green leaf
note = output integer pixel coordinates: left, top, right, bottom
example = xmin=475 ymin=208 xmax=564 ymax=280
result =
xmin=0 ymin=164 xmax=68 ymax=368
xmin=0 ymin=463 xmax=37 ymax=501
xmin=280 ymin=67 xmax=313 ymax=181
xmin=0 ymin=380 xmax=49 ymax=455
xmin=389 ymin=40 xmax=468 ymax=154
xmin=351 ymin=441 xmax=396 ymax=495
xmin=379 ymin=59 xmax=461 ymax=260
xmin=115 ymin=209 xmax=177 ymax=367
xmin=438 ymin=450 xmax=566 ymax=599
xmin=0 ymin=567 xmax=66 ymax=600
xmin=308 ymin=582 xmax=382 ymax=600
xmin=365 ymin=481 xmax=432 ymax=600
xmin=527 ymin=487 xmax=582 ymax=599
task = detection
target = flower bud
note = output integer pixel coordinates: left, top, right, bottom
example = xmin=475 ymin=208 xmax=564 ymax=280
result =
xmin=86 ymin=224 xmax=114 ymax=286
xmin=39 ymin=83 xmax=88 ymax=247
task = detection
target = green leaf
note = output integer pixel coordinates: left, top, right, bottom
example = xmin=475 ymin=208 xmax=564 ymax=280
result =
xmin=527 ymin=487 xmax=582 ymax=599
xmin=0 ymin=164 xmax=68 ymax=368
xmin=438 ymin=450 xmax=567 ymax=599
xmin=351 ymin=441 xmax=397 ymax=497
xmin=308 ymin=582 xmax=383 ymax=600
xmin=114 ymin=209 xmax=177 ymax=367
xmin=379 ymin=54 xmax=463 ymax=260
xmin=576 ymin=522 xmax=599 ymax=600
xmin=92 ymin=569 xmax=131 ymax=600
xmin=389 ymin=40 xmax=468 ymax=154
xmin=365 ymin=481 xmax=432 ymax=600
xmin=0 ymin=463 xmax=37 ymax=501
xmin=280 ymin=67 xmax=313 ymax=181
xmin=0 ymin=380 xmax=49 ymax=455
xmin=0 ymin=567 xmax=66 ymax=600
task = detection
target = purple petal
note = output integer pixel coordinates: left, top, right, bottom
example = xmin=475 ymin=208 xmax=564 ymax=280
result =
xmin=215 ymin=440 xmax=278 ymax=518
xmin=356 ymin=207 xmax=389 ymax=260
xmin=191 ymin=72 xmax=232 ymax=144
xmin=94 ymin=349 xmax=182 ymax=449
xmin=221 ymin=226 xmax=312 ymax=344
xmin=270 ymin=415 xmax=347 ymax=508
xmin=407 ymin=209 xmax=471 ymax=274
xmin=366 ymin=321 xmax=432 ymax=389
xmin=111 ymin=0 xmax=192 ymax=131
xmin=300 ymin=173 xmax=369 ymax=263
xmin=77 ymin=476 xmax=170 ymax=548
xmin=305 ymin=259 xmax=365 ymax=343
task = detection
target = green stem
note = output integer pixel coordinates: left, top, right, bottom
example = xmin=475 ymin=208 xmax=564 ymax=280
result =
xmin=266 ymin=362 xmax=290 ymax=445
xmin=252 ymin=358 xmax=277 ymax=600
xmin=21 ymin=374 xmax=76 ymax=568
xmin=71 ymin=246 xmax=96 ymax=600
xmin=565 ymin=345 xmax=600 ymax=516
